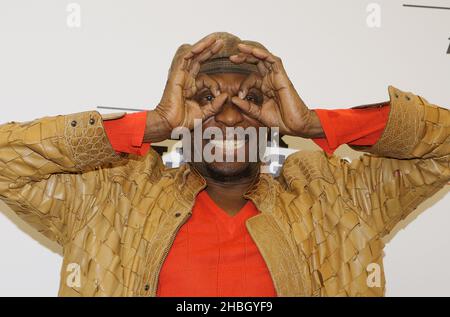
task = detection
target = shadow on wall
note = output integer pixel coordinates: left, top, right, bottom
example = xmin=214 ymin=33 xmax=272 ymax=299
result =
xmin=382 ymin=183 xmax=449 ymax=244
xmin=0 ymin=137 xmax=448 ymax=258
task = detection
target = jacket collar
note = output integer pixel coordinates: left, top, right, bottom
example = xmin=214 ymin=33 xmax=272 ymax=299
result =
xmin=171 ymin=163 xmax=277 ymax=214
xmin=168 ymin=163 xmax=310 ymax=296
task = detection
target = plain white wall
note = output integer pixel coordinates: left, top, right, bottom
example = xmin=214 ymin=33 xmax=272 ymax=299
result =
xmin=0 ymin=0 xmax=449 ymax=296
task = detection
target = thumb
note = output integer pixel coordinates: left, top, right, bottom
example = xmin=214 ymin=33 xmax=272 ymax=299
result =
xmin=201 ymin=93 xmax=228 ymax=120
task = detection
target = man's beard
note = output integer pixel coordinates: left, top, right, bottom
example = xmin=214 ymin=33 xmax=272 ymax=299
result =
xmin=190 ymin=161 xmax=261 ymax=183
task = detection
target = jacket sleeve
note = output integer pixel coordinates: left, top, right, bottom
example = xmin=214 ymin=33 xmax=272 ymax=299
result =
xmin=332 ymin=85 xmax=450 ymax=237
xmin=0 ymin=110 xmax=163 ymax=244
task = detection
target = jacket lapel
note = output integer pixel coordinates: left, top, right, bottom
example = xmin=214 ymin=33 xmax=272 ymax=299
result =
xmin=244 ymin=174 xmax=312 ymax=296
xmin=140 ymin=165 xmax=312 ymax=297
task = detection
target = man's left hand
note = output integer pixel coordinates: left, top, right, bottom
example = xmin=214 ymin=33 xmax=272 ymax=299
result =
xmin=229 ymin=44 xmax=323 ymax=138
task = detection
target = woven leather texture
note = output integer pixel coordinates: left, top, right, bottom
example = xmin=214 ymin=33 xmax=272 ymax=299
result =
xmin=0 ymin=86 xmax=448 ymax=296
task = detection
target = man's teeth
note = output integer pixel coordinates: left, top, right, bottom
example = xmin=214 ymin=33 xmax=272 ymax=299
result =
xmin=209 ymin=139 xmax=245 ymax=150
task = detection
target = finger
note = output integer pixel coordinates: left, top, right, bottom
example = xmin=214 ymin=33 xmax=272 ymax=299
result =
xmin=200 ymin=39 xmax=224 ymax=62
xmin=184 ymin=38 xmax=223 ymax=67
xmin=229 ymin=53 xmax=245 ymax=64
xmin=188 ymin=60 xmax=201 ymax=79
xmin=231 ymin=96 xmax=262 ymax=121
xmin=196 ymin=74 xmax=221 ymax=97
xmin=238 ymin=73 xmax=262 ymax=99
xmin=101 ymin=112 xmax=127 ymax=121
xmin=229 ymin=53 xmax=269 ymax=77
xmin=202 ymin=93 xmax=228 ymax=119
xmin=184 ymin=35 xmax=217 ymax=60
xmin=237 ymin=44 xmax=279 ymax=72
xmin=171 ymin=44 xmax=192 ymax=72
xmin=209 ymin=39 xmax=224 ymax=55
xmin=188 ymin=51 xmax=214 ymax=77
xmin=183 ymin=76 xmax=197 ymax=99
xmin=191 ymin=39 xmax=224 ymax=64
xmin=256 ymin=61 xmax=269 ymax=76
xmin=229 ymin=52 xmax=260 ymax=65
xmin=237 ymin=43 xmax=278 ymax=64
xmin=188 ymin=40 xmax=224 ymax=77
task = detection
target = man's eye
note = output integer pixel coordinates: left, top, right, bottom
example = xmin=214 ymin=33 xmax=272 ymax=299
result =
xmin=245 ymin=94 xmax=261 ymax=104
xmin=204 ymin=95 xmax=215 ymax=102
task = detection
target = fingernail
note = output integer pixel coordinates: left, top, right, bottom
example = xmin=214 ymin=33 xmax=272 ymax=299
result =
xmin=238 ymin=91 xmax=245 ymax=99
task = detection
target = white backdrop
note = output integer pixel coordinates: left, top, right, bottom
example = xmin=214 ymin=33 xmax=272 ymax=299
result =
xmin=0 ymin=0 xmax=449 ymax=296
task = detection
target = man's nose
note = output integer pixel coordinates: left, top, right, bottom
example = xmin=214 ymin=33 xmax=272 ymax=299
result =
xmin=214 ymin=98 xmax=244 ymax=127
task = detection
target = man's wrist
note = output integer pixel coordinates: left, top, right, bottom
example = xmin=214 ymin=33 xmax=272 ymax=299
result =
xmin=144 ymin=110 xmax=172 ymax=143
xmin=296 ymin=110 xmax=325 ymax=139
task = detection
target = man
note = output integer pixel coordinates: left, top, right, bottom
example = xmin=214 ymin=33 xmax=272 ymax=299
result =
xmin=0 ymin=32 xmax=448 ymax=297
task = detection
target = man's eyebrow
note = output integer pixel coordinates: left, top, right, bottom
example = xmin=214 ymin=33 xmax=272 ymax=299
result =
xmin=196 ymin=87 xmax=212 ymax=94
xmin=247 ymin=87 xmax=263 ymax=95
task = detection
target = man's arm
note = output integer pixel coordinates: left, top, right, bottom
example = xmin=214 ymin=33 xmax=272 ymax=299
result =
xmin=320 ymin=86 xmax=449 ymax=237
xmin=0 ymin=34 xmax=227 ymax=245
xmin=310 ymin=102 xmax=391 ymax=154
xmin=0 ymin=110 xmax=163 ymax=244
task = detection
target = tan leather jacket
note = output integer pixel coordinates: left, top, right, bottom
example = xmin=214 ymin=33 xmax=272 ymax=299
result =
xmin=0 ymin=86 xmax=449 ymax=296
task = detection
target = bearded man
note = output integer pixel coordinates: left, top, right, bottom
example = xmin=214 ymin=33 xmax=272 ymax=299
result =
xmin=0 ymin=32 xmax=448 ymax=297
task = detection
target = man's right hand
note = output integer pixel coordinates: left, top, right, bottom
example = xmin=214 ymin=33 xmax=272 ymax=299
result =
xmin=144 ymin=35 xmax=228 ymax=143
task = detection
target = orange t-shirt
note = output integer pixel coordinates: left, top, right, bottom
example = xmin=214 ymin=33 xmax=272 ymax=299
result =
xmin=156 ymin=190 xmax=277 ymax=297
xmin=311 ymin=105 xmax=390 ymax=154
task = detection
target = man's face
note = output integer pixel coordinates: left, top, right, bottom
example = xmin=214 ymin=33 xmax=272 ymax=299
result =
xmin=189 ymin=72 xmax=266 ymax=181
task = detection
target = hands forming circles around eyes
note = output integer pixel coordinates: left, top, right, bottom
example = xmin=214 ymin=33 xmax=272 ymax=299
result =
xmin=229 ymin=43 xmax=313 ymax=137
xmin=155 ymin=35 xmax=313 ymax=139
xmin=155 ymin=35 xmax=228 ymax=133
